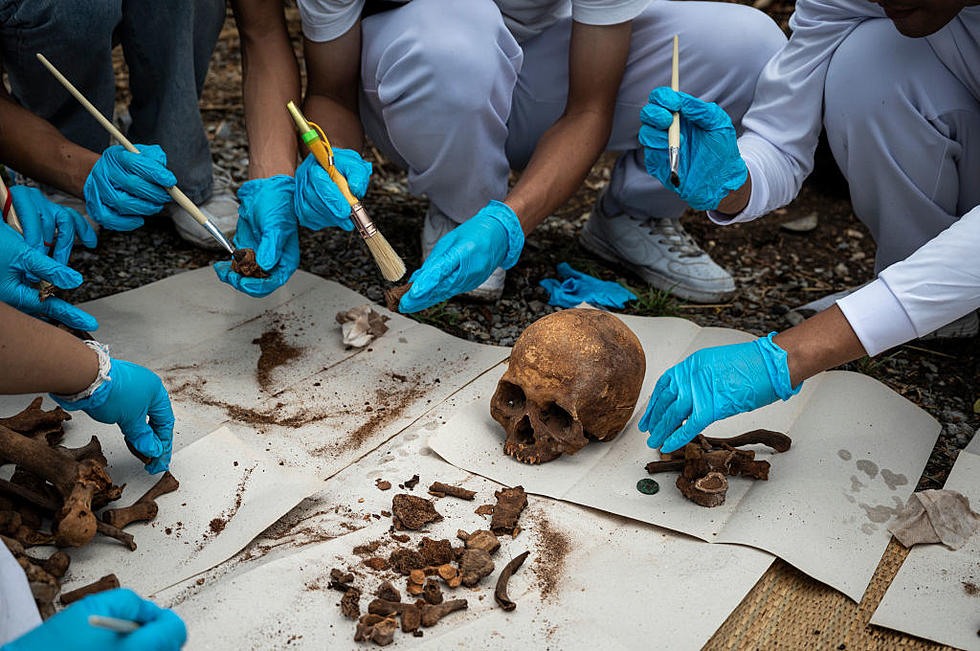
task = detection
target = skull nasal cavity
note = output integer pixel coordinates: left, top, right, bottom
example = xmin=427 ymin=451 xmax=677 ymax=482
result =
xmin=515 ymin=415 xmax=534 ymax=445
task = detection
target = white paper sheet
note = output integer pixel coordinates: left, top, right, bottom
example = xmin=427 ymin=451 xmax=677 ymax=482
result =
xmin=58 ymin=426 xmax=322 ymax=597
xmin=429 ymin=316 xmax=940 ymax=601
xmin=154 ymin=387 xmax=775 ymax=649
xmin=871 ymin=431 xmax=980 ymax=650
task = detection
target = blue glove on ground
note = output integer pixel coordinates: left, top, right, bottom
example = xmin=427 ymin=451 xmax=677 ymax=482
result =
xmin=638 ymin=332 xmax=800 ymax=453
xmin=52 ymin=356 xmax=175 ymax=474
xmin=10 ymin=185 xmax=97 ymax=267
xmin=539 ymin=262 xmax=637 ymax=309
xmin=639 ymin=87 xmax=747 ymax=211
xmin=0 ymin=223 xmax=98 ymax=331
xmin=213 ymin=176 xmax=299 ymax=298
xmin=293 ymin=150 xmax=372 ymax=231
xmin=400 ymin=200 xmax=524 ymax=313
xmin=2 ymin=588 xmax=186 ymax=651
xmin=84 ymin=144 xmax=177 ymax=231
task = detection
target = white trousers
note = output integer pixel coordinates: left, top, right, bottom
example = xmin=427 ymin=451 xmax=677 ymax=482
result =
xmin=824 ymin=18 xmax=980 ymax=272
xmin=359 ymin=0 xmax=787 ymax=223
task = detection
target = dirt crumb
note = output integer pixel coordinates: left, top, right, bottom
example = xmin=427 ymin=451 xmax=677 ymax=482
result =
xmin=964 ymin=581 xmax=979 ymax=596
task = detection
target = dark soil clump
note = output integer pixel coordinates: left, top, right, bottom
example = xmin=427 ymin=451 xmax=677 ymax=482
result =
xmin=252 ymin=329 xmax=303 ymax=392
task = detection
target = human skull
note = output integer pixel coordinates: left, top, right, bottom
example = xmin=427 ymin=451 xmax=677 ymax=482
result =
xmin=490 ymin=309 xmax=646 ymax=464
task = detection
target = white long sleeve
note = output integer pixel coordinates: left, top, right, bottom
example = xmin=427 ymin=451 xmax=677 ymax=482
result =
xmin=837 ymin=205 xmax=980 ymax=356
xmin=708 ymin=0 xmax=880 ymax=225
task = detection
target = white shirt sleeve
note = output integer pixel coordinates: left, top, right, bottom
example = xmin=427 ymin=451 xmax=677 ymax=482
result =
xmin=571 ymin=0 xmax=652 ymax=25
xmin=0 ymin=544 xmax=41 ymax=645
xmin=708 ymin=0 xmax=883 ymax=225
xmin=297 ymin=0 xmax=365 ymax=43
xmin=837 ymin=205 xmax=980 ymax=356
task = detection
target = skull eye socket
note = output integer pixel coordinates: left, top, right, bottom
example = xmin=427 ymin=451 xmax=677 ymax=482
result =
xmin=540 ymin=402 xmax=574 ymax=431
xmin=495 ymin=381 xmax=526 ymax=413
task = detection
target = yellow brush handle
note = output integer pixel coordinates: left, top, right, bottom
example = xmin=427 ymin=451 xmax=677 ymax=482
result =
xmin=307 ymin=140 xmax=359 ymax=207
xmin=668 ymin=35 xmax=680 ymax=150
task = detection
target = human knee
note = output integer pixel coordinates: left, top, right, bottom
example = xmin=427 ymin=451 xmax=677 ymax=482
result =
xmin=693 ymin=5 xmax=786 ymax=76
xmin=375 ymin=0 xmax=518 ymax=113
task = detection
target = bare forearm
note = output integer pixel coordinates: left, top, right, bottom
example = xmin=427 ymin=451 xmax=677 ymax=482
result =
xmin=0 ymin=303 xmax=98 ymax=395
xmin=715 ymin=172 xmax=752 ymax=215
xmin=773 ymin=305 xmax=867 ymax=386
xmin=234 ymin=1 xmax=302 ymax=178
xmin=505 ymin=110 xmax=611 ymax=233
xmin=302 ymin=27 xmax=364 ymax=152
xmin=0 ymin=96 xmax=98 ymax=197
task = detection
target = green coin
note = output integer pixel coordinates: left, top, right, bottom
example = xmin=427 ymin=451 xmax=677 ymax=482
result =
xmin=636 ymin=478 xmax=660 ymax=495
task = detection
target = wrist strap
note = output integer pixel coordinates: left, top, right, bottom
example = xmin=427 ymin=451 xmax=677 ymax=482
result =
xmin=53 ymin=341 xmax=111 ymax=403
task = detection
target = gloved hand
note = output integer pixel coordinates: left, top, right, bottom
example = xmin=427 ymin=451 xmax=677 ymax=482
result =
xmin=0 ymin=223 xmax=98 ymax=331
xmin=52 ymin=354 xmax=175 ymax=474
xmin=10 ymin=185 xmax=98 ymax=267
xmin=84 ymin=144 xmax=177 ymax=231
xmin=639 ymin=87 xmax=747 ymax=211
xmin=539 ymin=262 xmax=637 ymax=309
xmin=399 ymin=200 xmax=524 ymax=313
xmin=639 ymin=333 xmax=800 ymax=453
xmin=293 ymin=150 xmax=372 ymax=231
xmin=2 ymin=588 xmax=186 ymax=651
xmin=213 ymin=176 xmax=299 ymax=298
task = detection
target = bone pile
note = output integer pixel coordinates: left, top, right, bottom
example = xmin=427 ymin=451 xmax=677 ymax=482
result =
xmin=0 ymin=398 xmax=179 ymax=616
xmin=645 ymin=430 xmax=792 ymax=507
xmin=329 ymin=479 xmax=529 ymax=646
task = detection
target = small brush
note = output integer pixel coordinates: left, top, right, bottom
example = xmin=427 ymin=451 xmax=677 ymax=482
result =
xmin=668 ymin=35 xmax=681 ymax=188
xmin=285 ymin=102 xmax=406 ymax=283
xmin=88 ymin=615 xmax=141 ymax=633
xmin=0 ymin=174 xmax=56 ymax=299
xmin=36 ymin=53 xmax=235 ymax=256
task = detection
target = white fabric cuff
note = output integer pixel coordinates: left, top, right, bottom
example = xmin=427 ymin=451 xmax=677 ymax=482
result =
xmin=707 ymin=151 xmax=769 ymax=226
xmin=572 ymin=0 xmax=652 ymax=25
xmin=54 ymin=341 xmax=111 ymax=403
xmin=298 ymin=0 xmax=364 ymax=42
xmin=836 ymin=280 xmax=917 ymax=357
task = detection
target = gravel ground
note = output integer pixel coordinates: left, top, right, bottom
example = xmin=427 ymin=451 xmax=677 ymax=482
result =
xmin=68 ymin=6 xmax=977 ymax=490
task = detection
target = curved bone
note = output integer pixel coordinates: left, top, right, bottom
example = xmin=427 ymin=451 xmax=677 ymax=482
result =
xmin=101 ymin=472 xmax=179 ymax=528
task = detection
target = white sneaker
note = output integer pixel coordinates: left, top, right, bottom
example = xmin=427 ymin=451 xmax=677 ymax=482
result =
xmin=920 ymin=310 xmax=979 ymax=341
xmin=579 ymin=190 xmax=735 ymax=303
xmin=422 ymin=203 xmax=505 ymax=302
xmin=171 ymin=165 xmax=238 ymax=250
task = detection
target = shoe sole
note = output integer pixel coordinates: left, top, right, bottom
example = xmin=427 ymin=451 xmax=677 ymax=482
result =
xmin=462 ymin=285 xmax=504 ymax=303
xmin=579 ymin=225 xmax=735 ymax=304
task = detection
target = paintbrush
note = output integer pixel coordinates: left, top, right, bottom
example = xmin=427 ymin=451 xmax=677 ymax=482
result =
xmin=668 ymin=35 xmax=681 ymax=188
xmin=285 ymin=102 xmax=405 ymax=283
xmin=35 ymin=53 xmax=235 ymax=256
xmin=0 ymin=173 xmax=56 ymax=300
xmin=88 ymin=615 xmax=141 ymax=633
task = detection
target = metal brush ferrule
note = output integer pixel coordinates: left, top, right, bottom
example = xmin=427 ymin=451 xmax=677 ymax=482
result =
xmin=350 ymin=202 xmax=377 ymax=239
xmin=668 ymin=147 xmax=679 ymax=180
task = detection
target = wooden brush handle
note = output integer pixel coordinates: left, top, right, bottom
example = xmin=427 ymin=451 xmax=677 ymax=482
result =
xmin=286 ymin=101 xmax=359 ymax=207
xmin=36 ymin=54 xmax=210 ymax=228
xmin=668 ymin=35 xmax=680 ymax=150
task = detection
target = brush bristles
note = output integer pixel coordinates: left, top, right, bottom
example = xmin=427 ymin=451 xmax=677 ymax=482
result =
xmin=364 ymin=231 xmax=406 ymax=282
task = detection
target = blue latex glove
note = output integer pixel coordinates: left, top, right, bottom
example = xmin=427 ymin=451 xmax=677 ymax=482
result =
xmin=10 ymin=185 xmax=98 ymax=267
xmin=638 ymin=87 xmax=747 ymax=211
xmin=0 ymin=223 xmax=98 ymax=331
xmin=213 ymin=176 xmax=299 ymax=298
xmin=84 ymin=144 xmax=177 ymax=231
xmin=400 ymin=200 xmax=524 ymax=313
xmin=539 ymin=263 xmax=637 ymax=309
xmin=639 ymin=333 xmax=800 ymax=453
xmin=52 ymin=356 xmax=175 ymax=474
xmin=293 ymin=150 xmax=372 ymax=231
xmin=2 ymin=588 xmax=186 ymax=651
